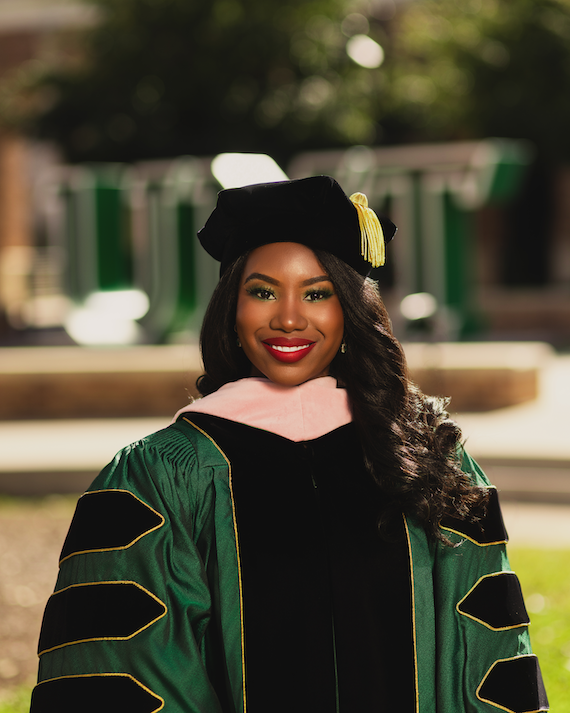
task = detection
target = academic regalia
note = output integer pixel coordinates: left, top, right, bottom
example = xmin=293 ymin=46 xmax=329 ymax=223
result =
xmin=32 ymin=378 xmax=548 ymax=713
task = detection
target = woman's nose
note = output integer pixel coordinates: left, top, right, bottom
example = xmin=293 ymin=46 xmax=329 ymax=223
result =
xmin=269 ymin=297 xmax=308 ymax=332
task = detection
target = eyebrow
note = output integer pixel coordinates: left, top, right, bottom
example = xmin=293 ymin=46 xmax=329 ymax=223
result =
xmin=244 ymin=272 xmax=332 ymax=287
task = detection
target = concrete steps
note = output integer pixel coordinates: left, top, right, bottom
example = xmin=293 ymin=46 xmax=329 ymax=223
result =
xmin=0 ymin=341 xmax=552 ymax=419
xmin=0 ymin=344 xmax=202 ymax=420
xmin=1 ymin=341 xmax=567 ymax=499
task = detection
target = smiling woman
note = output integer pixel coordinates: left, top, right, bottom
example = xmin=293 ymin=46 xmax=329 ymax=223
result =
xmin=32 ymin=176 xmax=548 ymax=713
xmin=235 ymin=242 xmax=344 ymax=385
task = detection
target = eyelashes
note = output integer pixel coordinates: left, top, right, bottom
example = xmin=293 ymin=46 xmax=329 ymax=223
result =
xmin=246 ymin=285 xmax=276 ymax=301
xmin=304 ymin=288 xmax=334 ymax=302
xmin=245 ymin=285 xmax=335 ymax=302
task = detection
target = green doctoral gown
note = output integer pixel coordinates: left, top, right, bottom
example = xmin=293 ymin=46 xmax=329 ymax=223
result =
xmin=32 ymin=413 xmax=548 ymax=713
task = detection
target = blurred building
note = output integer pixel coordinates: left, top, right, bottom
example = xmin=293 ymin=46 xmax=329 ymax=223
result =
xmin=0 ymin=0 xmax=96 ymax=336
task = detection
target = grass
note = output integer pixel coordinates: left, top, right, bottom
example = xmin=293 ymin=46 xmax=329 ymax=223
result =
xmin=0 ymin=687 xmax=30 ymax=713
xmin=509 ymin=547 xmax=570 ymax=713
xmin=1 ymin=547 xmax=567 ymax=712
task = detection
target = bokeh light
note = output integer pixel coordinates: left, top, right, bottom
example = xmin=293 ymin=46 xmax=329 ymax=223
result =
xmin=346 ymin=35 xmax=385 ymax=69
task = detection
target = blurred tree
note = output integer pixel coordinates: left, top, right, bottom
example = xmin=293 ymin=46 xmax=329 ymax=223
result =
xmin=384 ymin=0 xmax=570 ymax=287
xmin=387 ymin=0 xmax=570 ymax=160
xmin=0 ymin=0 xmax=396 ymax=164
xmin=5 ymin=0 xmax=570 ymax=167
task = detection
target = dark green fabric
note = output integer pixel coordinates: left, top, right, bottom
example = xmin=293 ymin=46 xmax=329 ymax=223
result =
xmin=33 ymin=423 xmax=547 ymax=712
xmin=35 ymin=424 xmax=244 ymax=713
xmin=419 ymin=450 xmax=548 ymax=711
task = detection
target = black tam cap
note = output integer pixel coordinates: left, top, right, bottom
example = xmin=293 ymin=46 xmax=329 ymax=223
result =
xmin=198 ymin=175 xmax=397 ymax=276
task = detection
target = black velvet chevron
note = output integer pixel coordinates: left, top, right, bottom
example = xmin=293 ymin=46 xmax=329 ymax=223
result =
xmin=441 ymin=488 xmax=508 ymax=544
xmin=38 ymin=582 xmax=166 ymax=654
xmin=30 ymin=674 xmax=163 ymax=713
xmin=478 ymin=655 xmax=549 ymax=712
xmin=458 ymin=572 xmax=530 ymax=630
xmin=60 ymin=490 xmax=163 ymax=562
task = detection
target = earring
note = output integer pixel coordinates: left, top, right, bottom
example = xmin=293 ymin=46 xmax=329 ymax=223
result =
xmin=237 ymin=338 xmax=242 ymax=348
xmin=340 ymin=341 xmax=347 ymax=354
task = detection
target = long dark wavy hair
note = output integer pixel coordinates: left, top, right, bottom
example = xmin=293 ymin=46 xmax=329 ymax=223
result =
xmin=197 ymin=249 xmax=488 ymax=543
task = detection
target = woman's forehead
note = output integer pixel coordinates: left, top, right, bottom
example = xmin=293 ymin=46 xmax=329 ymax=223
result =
xmin=242 ymin=242 xmax=328 ymax=278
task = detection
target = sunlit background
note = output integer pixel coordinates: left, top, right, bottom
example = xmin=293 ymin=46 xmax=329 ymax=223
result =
xmin=1 ymin=0 xmax=570 ymax=347
xmin=1 ymin=0 xmax=570 ymax=709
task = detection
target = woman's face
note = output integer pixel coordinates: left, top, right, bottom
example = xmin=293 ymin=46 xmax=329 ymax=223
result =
xmin=235 ymin=242 xmax=344 ymax=386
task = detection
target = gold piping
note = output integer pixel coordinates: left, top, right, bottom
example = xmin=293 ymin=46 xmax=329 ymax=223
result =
xmin=440 ymin=487 xmax=508 ymax=547
xmin=33 ymin=672 xmax=164 ymax=712
xmin=439 ymin=525 xmax=508 ymax=548
xmin=476 ymin=655 xmax=546 ymax=713
xmin=183 ymin=417 xmax=247 ymax=713
xmin=403 ymin=514 xmax=419 ymax=713
xmin=38 ymin=581 xmax=167 ymax=656
xmin=456 ymin=572 xmax=530 ymax=632
xmin=59 ymin=489 xmax=165 ymax=565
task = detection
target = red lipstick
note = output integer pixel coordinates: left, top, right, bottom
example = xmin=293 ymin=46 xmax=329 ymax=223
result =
xmin=262 ymin=337 xmax=316 ymax=363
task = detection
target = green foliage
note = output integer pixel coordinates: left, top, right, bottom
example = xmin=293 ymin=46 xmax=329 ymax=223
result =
xmin=1 ymin=0 xmax=392 ymax=163
xmin=389 ymin=0 xmax=570 ymax=159
xmin=509 ymin=547 xmax=570 ymax=712
xmin=6 ymin=0 xmax=570 ymax=164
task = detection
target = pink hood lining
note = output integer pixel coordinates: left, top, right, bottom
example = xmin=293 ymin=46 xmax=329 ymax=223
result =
xmin=172 ymin=376 xmax=352 ymax=442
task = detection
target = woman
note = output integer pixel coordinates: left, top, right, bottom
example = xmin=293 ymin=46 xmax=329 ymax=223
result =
xmin=32 ymin=176 xmax=548 ymax=712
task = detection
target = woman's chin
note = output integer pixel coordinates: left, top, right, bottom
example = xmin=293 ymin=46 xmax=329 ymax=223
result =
xmin=251 ymin=365 xmax=329 ymax=387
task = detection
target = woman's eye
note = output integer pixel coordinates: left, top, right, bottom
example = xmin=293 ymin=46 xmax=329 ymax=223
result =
xmin=247 ymin=286 xmax=276 ymax=301
xmin=304 ymin=289 xmax=333 ymax=302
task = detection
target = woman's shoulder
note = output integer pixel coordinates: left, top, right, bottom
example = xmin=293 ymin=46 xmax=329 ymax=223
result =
xmin=87 ymin=420 xmax=231 ymax=502
xmin=114 ymin=419 xmax=230 ymax=464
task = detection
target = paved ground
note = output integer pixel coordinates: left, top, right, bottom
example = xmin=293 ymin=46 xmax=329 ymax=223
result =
xmin=453 ymin=354 xmax=570 ymax=462
xmin=452 ymin=354 xmax=570 ymax=507
xmin=501 ymin=501 xmax=570 ymax=548
xmin=0 ymin=497 xmax=75 ymax=696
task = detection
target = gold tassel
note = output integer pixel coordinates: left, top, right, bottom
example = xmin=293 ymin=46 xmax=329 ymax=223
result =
xmin=349 ymin=192 xmax=385 ymax=267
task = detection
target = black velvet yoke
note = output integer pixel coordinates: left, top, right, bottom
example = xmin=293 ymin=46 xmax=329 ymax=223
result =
xmin=184 ymin=414 xmax=416 ymax=713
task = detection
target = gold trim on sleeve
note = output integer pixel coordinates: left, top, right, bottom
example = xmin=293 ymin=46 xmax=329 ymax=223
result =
xmin=38 ymin=581 xmax=167 ymax=656
xmin=403 ymin=515 xmax=419 ymax=713
xmin=33 ymin=672 xmax=165 ymax=712
xmin=456 ymin=572 xmax=530 ymax=632
xmin=439 ymin=527 xmax=508 ymax=548
xmin=476 ymin=655 xmax=546 ymax=713
xmin=440 ymin=487 xmax=508 ymax=547
xmin=59 ymin=489 xmax=165 ymax=565
xmin=183 ymin=417 xmax=247 ymax=713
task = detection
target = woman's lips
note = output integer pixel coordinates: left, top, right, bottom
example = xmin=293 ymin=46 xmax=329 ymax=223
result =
xmin=262 ymin=338 xmax=316 ymax=363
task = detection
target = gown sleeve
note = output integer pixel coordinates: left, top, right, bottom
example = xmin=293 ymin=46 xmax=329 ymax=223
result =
xmin=31 ymin=424 xmax=244 ymax=713
xmin=431 ymin=448 xmax=549 ymax=712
